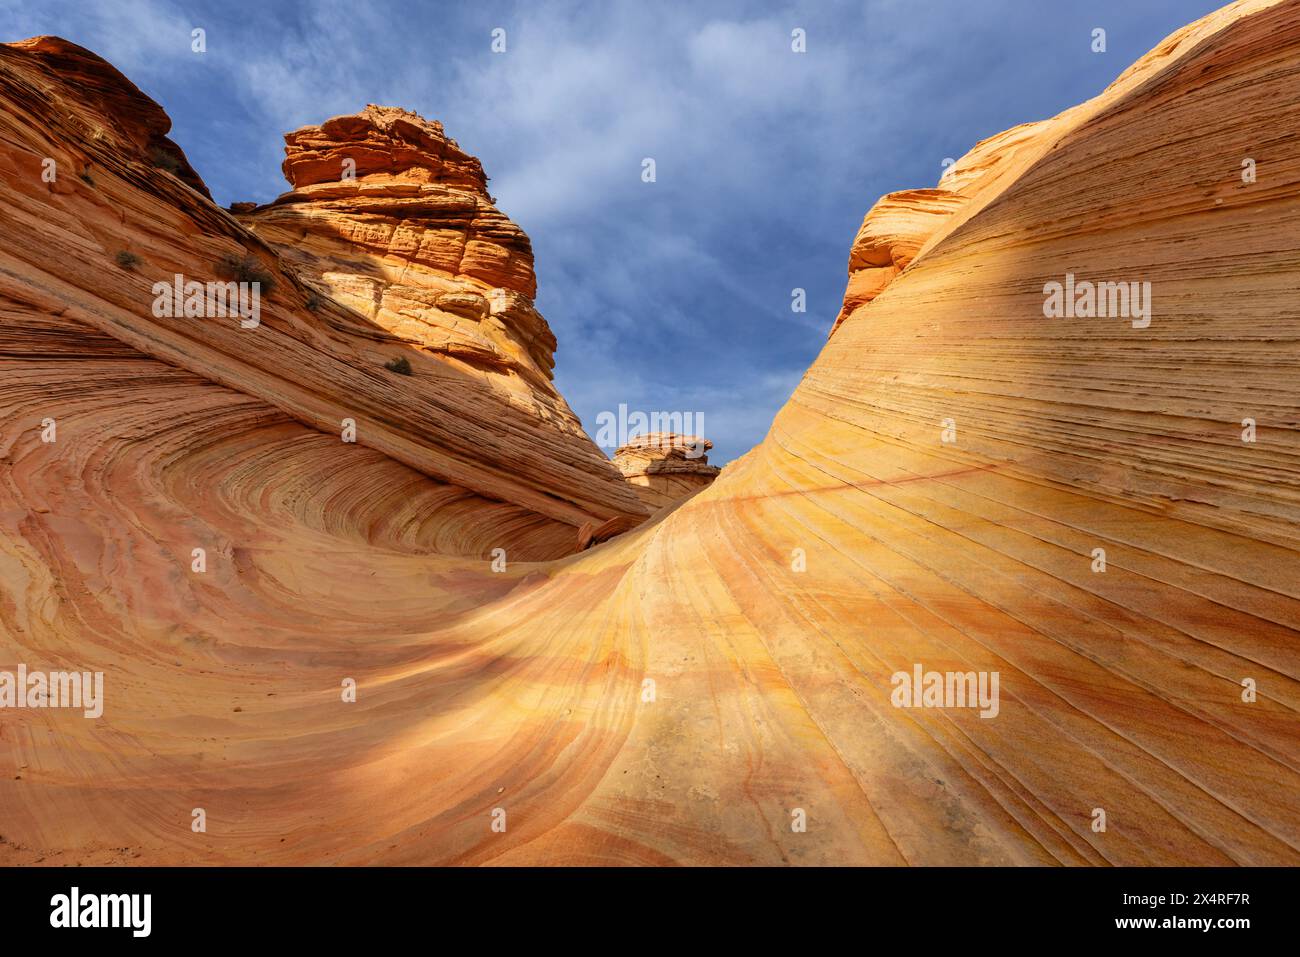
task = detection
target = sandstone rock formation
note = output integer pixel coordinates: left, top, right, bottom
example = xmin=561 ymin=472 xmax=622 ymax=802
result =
xmin=831 ymin=187 xmax=966 ymax=334
xmin=235 ymin=105 xmax=557 ymax=405
xmin=2 ymin=0 xmax=1299 ymax=867
xmin=612 ymin=433 xmax=720 ymax=511
xmin=0 ymin=42 xmax=646 ymax=561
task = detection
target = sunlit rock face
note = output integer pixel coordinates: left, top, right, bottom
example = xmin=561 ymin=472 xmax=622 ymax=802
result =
xmin=830 ymin=188 xmax=967 ymax=335
xmin=612 ymin=434 xmax=721 ymax=511
xmin=2 ymin=0 xmax=1299 ymax=867
xmin=236 ymin=106 xmax=558 ymax=400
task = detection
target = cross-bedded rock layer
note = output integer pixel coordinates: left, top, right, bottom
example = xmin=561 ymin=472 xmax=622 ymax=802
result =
xmin=0 ymin=43 xmax=646 ymax=557
xmin=1 ymin=0 xmax=1298 ymax=865
xmin=237 ymin=105 xmax=554 ymax=393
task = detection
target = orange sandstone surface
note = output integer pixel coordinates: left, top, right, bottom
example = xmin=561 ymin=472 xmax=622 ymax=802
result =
xmin=2 ymin=0 xmax=1299 ymax=865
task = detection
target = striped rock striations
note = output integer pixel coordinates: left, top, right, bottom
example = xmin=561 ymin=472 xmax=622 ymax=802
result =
xmin=2 ymin=0 xmax=1299 ymax=866
xmin=831 ymin=188 xmax=966 ymax=334
xmin=612 ymin=433 xmax=721 ymax=511
xmin=235 ymin=105 xmax=558 ymax=407
xmin=0 ymin=41 xmax=647 ymax=562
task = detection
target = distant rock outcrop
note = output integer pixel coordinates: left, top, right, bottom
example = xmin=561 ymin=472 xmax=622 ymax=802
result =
xmin=612 ymin=433 xmax=720 ymax=511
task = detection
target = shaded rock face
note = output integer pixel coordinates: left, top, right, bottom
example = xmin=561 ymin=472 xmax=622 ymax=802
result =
xmin=3 ymin=0 xmax=1300 ymax=869
xmin=612 ymin=433 xmax=721 ymax=511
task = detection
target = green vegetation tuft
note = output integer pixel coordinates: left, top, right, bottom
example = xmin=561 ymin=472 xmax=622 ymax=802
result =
xmin=216 ymin=253 xmax=276 ymax=295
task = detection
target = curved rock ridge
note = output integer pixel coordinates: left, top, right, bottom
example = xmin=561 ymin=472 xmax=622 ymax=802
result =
xmin=833 ymin=0 xmax=1300 ymax=338
xmin=612 ymin=433 xmax=721 ymax=511
xmin=2 ymin=0 xmax=1300 ymax=867
xmin=831 ymin=187 xmax=966 ymax=334
xmin=0 ymin=36 xmax=210 ymax=199
xmin=0 ymin=39 xmax=647 ymax=548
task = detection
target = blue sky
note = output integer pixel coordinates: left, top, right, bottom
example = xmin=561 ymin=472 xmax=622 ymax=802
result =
xmin=2 ymin=0 xmax=1223 ymax=463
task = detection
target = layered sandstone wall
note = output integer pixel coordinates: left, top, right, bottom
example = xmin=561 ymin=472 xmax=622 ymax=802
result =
xmin=1 ymin=0 xmax=1298 ymax=867
xmin=236 ymin=105 xmax=558 ymax=398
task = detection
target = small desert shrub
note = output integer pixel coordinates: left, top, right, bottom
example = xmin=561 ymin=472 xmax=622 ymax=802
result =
xmin=216 ymin=252 xmax=276 ymax=295
xmin=79 ymin=167 xmax=95 ymax=187
xmin=148 ymin=146 xmax=182 ymax=175
xmin=115 ymin=250 xmax=141 ymax=270
xmin=384 ymin=356 xmax=413 ymax=376
xmin=305 ymin=291 xmax=324 ymax=312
